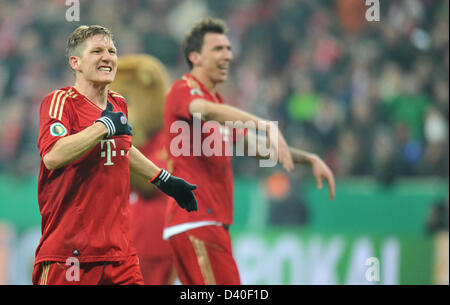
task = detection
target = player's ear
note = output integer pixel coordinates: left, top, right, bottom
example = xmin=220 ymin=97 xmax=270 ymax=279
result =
xmin=188 ymin=52 xmax=201 ymax=67
xmin=69 ymin=55 xmax=81 ymax=72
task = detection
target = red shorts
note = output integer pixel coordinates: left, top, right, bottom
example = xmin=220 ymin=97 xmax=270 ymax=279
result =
xmin=169 ymin=225 xmax=240 ymax=285
xmin=32 ymin=255 xmax=144 ymax=285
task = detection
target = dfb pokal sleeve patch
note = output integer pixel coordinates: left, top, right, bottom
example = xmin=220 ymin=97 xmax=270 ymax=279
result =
xmin=50 ymin=122 xmax=68 ymax=137
xmin=190 ymin=88 xmax=203 ymax=97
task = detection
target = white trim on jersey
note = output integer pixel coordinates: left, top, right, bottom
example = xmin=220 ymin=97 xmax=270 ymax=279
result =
xmin=162 ymin=221 xmax=223 ymax=240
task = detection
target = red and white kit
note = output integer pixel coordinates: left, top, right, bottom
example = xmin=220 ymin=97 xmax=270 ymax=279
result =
xmin=33 ymin=87 xmax=143 ymax=285
xmin=163 ymin=74 xmax=242 ymax=284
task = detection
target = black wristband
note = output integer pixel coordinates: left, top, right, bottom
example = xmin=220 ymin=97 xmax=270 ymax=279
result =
xmin=95 ymin=117 xmax=115 ymax=138
xmin=150 ymin=169 xmax=171 ymax=186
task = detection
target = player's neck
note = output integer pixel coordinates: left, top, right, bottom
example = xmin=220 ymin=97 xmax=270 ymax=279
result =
xmin=191 ymin=69 xmax=217 ymax=93
xmin=74 ymin=79 xmax=109 ymax=108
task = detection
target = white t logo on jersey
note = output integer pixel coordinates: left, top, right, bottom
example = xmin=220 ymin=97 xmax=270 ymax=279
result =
xmin=100 ymin=139 xmax=116 ymax=166
xmin=100 ymin=139 xmax=129 ymax=166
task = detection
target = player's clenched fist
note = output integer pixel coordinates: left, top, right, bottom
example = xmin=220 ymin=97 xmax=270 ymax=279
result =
xmin=151 ymin=169 xmax=198 ymax=212
xmin=96 ymin=102 xmax=133 ymax=137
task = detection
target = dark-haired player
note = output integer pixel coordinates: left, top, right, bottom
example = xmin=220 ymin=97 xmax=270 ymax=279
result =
xmin=163 ymin=18 xmax=335 ymax=285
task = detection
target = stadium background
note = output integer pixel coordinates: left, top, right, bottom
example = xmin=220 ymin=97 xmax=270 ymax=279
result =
xmin=0 ymin=0 xmax=448 ymax=284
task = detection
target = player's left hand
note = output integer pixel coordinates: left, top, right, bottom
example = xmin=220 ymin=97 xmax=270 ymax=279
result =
xmin=151 ymin=169 xmax=198 ymax=212
xmin=310 ymin=155 xmax=335 ymax=201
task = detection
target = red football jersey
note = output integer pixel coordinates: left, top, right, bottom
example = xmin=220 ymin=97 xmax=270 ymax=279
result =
xmin=129 ymin=130 xmax=172 ymax=258
xmin=163 ymin=74 xmax=236 ymax=228
xmin=35 ymin=86 xmax=136 ymax=264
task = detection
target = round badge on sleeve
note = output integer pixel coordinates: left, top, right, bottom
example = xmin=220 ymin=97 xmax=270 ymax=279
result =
xmin=50 ymin=122 xmax=68 ymax=136
xmin=190 ymin=88 xmax=203 ymax=97
xmin=120 ymin=116 xmax=128 ymax=125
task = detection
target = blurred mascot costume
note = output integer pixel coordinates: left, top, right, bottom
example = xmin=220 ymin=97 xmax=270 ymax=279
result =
xmin=110 ymin=54 xmax=176 ymax=285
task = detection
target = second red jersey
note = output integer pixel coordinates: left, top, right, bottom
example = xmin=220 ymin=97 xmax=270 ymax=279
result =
xmin=163 ymin=74 xmax=236 ymax=228
xmin=35 ymin=86 xmax=135 ymax=264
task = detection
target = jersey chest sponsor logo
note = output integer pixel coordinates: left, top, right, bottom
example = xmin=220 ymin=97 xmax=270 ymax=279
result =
xmin=100 ymin=139 xmax=129 ymax=166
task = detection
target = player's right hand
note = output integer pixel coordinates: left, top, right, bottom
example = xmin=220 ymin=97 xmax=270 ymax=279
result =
xmin=310 ymin=155 xmax=336 ymax=201
xmin=151 ymin=169 xmax=198 ymax=212
xmin=96 ymin=102 xmax=133 ymax=138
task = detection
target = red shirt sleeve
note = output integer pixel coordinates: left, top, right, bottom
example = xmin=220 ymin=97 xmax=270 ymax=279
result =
xmin=37 ymin=90 xmax=73 ymax=158
xmin=167 ymin=80 xmax=204 ymax=121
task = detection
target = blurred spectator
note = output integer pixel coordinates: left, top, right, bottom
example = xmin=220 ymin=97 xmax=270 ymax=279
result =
xmin=336 ymin=0 xmax=367 ymax=34
xmin=420 ymin=106 xmax=449 ymax=177
xmin=266 ymin=171 xmax=309 ymax=226
xmin=372 ymin=125 xmax=403 ymax=186
xmin=286 ymin=75 xmax=322 ymax=123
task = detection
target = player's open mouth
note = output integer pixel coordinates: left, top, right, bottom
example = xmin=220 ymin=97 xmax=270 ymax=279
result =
xmin=218 ymin=65 xmax=229 ymax=74
xmin=98 ymin=66 xmax=112 ymax=73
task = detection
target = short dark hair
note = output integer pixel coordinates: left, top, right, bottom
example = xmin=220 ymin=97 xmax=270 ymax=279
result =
xmin=183 ymin=18 xmax=228 ymax=69
xmin=66 ymin=25 xmax=113 ymax=60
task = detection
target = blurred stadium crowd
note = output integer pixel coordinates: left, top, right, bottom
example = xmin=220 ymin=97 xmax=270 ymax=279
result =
xmin=0 ymin=0 xmax=448 ymax=183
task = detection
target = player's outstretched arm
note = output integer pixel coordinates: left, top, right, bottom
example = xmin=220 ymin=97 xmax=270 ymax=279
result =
xmin=242 ymin=131 xmax=335 ymax=201
xmin=289 ymin=147 xmax=336 ymax=201
xmin=129 ymin=146 xmax=198 ymax=212
xmin=189 ymin=99 xmax=294 ymax=171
